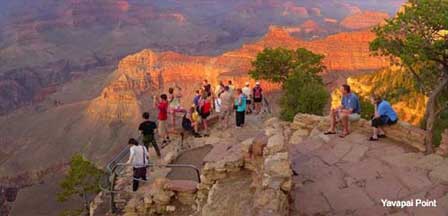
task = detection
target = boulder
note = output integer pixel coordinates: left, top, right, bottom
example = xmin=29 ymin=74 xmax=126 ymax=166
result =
xmin=265 ymin=127 xmax=282 ymax=137
xmin=163 ymin=152 xmax=176 ymax=164
xmin=384 ymin=121 xmax=426 ymax=152
xmin=166 ymin=205 xmax=176 ymax=212
xmin=177 ymin=192 xmax=196 ymax=205
xmin=241 ymin=138 xmax=255 ymax=155
xmin=292 ymin=114 xmax=324 ymax=130
xmin=263 ymin=152 xmax=292 ymax=190
xmin=264 ymin=134 xmax=286 ymax=156
xmin=246 ymin=133 xmax=269 ymax=159
xmin=289 ymin=129 xmax=309 ymax=145
xmin=264 ymin=153 xmax=291 ymax=178
xmin=436 ymin=129 xmax=448 ymax=156
xmin=164 ymin=180 xmax=198 ymax=193
xmin=254 ymin=188 xmax=289 ymax=216
xmin=150 ymin=178 xmax=174 ymax=205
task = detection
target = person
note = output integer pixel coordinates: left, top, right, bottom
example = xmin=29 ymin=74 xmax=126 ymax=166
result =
xmin=242 ymin=82 xmax=252 ymax=114
xmin=228 ymin=80 xmax=235 ymax=95
xmin=182 ymin=106 xmax=201 ymax=137
xmin=203 ymin=79 xmax=212 ymax=97
xmin=235 ymin=88 xmax=247 ymax=128
xmin=215 ymin=80 xmax=225 ymax=97
xmin=154 ymin=94 xmax=170 ymax=145
xmin=168 ymin=86 xmax=186 ymax=128
xmin=138 ymin=112 xmax=161 ymax=158
xmin=324 ymin=84 xmax=361 ymax=138
xmin=199 ymin=92 xmax=212 ymax=136
xmin=252 ymin=81 xmax=263 ymax=114
xmin=369 ymin=94 xmax=398 ymax=141
xmin=193 ymin=90 xmax=201 ymax=110
xmin=126 ymin=138 xmax=149 ymax=191
xmin=219 ymin=86 xmax=233 ymax=129
xmin=214 ymin=81 xmax=225 ymax=113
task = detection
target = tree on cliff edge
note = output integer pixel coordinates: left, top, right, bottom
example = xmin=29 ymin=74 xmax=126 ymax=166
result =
xmin=370 ymin=0 xmax=448 ymax=153
xmin=58 ymin=154 xmax=104 ymax=216
xmin=249 ymin=47 xmax=329 ymax=120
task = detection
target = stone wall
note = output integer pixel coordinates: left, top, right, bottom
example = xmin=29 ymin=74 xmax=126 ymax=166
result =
xmin=197 ymin=117 xmax=294 ymax=216
xmin=121 ymin=178 xmax=198 ymax=215
xmin=246 ymin=117 xmax=293 ymax=216
xmin=292 ymin=113 xmax=426 ymax=152
xmin=437 ymin=129 xmax=448 ymax=156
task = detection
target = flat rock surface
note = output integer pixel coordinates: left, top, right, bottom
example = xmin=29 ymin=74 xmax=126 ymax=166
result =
xmin=289 ymin=130 xmax=448 ymax=216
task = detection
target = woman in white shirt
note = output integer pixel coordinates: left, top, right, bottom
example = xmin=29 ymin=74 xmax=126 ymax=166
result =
xmin=126 ymin=138 xmax=149 ymax=191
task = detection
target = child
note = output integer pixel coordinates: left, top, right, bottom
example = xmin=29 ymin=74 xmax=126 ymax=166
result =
xmin=182 ymin=106 xmax=202 ymax=138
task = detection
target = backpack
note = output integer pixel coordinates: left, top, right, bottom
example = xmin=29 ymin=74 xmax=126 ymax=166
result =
xmin=253 ymin=87 xmax=262 ymax=99
xmin=201 ymin=100 xmax=212 ymax=114
xmin=182 ymin=114 xmax=192 ymax=131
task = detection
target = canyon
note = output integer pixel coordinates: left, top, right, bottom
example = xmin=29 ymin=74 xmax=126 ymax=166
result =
xmin=0 ymin=0 xmax=403 ymax=115
xmin=0 ymin=1 xmax=407 ymax=215
xmin=0 ymin=25 xmax=392 ymax=215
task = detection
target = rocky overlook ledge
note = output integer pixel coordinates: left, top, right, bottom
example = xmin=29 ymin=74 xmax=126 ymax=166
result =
xmin=91 ymin=113 xmax=448 ymax=216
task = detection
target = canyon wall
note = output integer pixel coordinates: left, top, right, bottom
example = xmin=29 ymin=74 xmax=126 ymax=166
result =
xmin=0 ymin=0 xmax=401 ymax=115
xmin=87 ymin=26 xmax=388 ymax=120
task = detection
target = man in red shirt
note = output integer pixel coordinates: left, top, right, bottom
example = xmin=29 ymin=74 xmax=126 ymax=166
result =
xmin=154 ymin=94 xmax=170 ymax=145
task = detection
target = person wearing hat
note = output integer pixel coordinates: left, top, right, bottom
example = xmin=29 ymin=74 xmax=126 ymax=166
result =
xmin=252 ymin=81 xmax=263 ymax=114
xmin=242 ymin=81 xmax=252 ymax=114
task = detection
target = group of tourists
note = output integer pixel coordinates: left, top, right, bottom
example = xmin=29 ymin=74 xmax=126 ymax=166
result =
xmin=126 ymin=82 xmax=399 ymax=191
xmin=182 ymin=79 xmax=265 ymax=136
xmin=126 ymin=79 xmax=265 ymax=191
xmin=324 ymin=84 xmax=398 ymax=141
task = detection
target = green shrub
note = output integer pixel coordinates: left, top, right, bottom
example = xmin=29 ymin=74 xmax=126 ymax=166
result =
xmin=250 ymin=47 xmax=329 ymax=121
xmin=280 ymin=72 xmax=329 ymax=121
xmin=359 ymin=97 xmax=374 ymax=120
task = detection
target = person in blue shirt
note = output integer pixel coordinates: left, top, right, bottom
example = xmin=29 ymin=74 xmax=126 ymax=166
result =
xmin=193 ymin=90 xmax=201 ymax=111
xmin=325 ymin=84 xmax=361 ymax=138
xmin=235 ymin=88 xmax=247 ymax=128
xmin=369 ymin=94 xmax=398 ymax=141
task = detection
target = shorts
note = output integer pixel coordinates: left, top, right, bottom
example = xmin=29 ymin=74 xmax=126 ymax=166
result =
xmin=158 ymin=120 xmax=167 ymax=135
xmin=348 ymin=113 xmax=361 ymax=122
xmin=254 ymin=97 xmax=262 ymax=103
xmin=372 ymin=115 xmax=398 ymax=128
xmin=169 ymin=106 xmax=183 ymax=113
xmin=246 ymin=100 xmax=252 ymax=105
xmin=220 ymin=109 xmax=232 ymax=118
xmin=201 ymin=112 xmax=210 ymax=119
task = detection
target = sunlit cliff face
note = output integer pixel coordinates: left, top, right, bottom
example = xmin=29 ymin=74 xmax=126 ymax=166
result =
xmin=86 ymin=26 xmax=392 ymax=121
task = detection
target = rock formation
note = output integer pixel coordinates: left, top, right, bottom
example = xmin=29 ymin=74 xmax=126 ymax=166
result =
xmin=0 ymin=1 xmax=404 ymax=114
xmin=95 ymin=114 xmax=294 ymax=216
xmin=85 ymin=26 xmax=389 ymax=121
xmin=340 ymin=11 xmax=389 ymax=30
xmin=437 ymin=130 xmax=448 ymax=156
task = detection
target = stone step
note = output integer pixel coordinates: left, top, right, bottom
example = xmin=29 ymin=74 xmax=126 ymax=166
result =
xmin=164 ymin=179 xmax=198 ymax=194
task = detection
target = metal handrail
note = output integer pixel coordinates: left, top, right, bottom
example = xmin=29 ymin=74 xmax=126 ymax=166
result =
xmin=101 ymin=161 xmax=201 ymax=213
xmin=263 ymin=97 xmax=272 ymax=114
xmin=112 ymin=163 xmax=201 ymax=184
